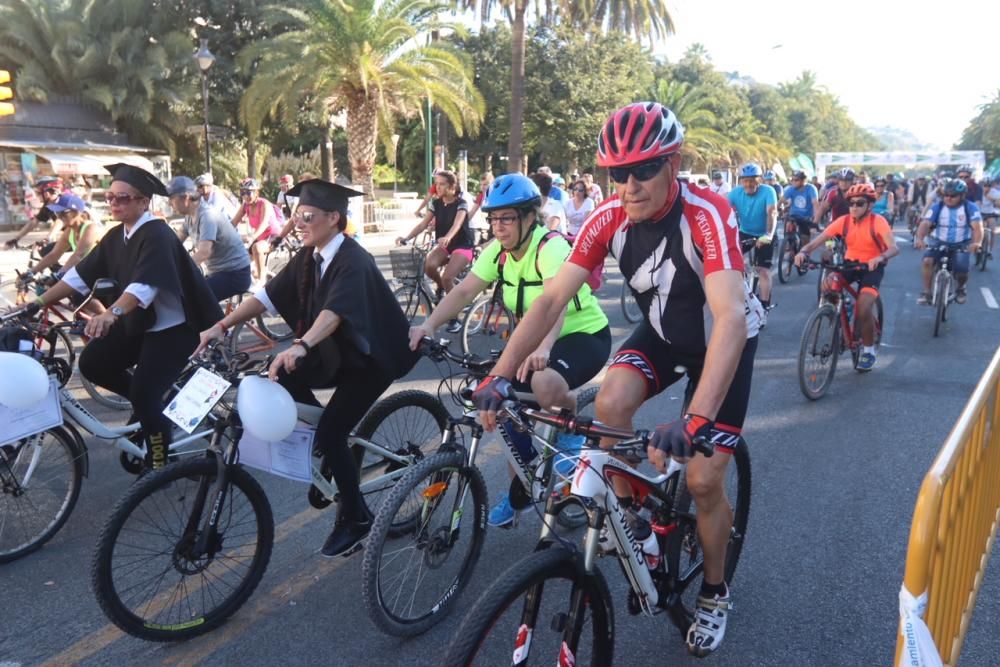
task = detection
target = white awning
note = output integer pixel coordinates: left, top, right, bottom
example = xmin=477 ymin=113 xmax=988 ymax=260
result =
xmin=30 ymin=151 xmax=157 ymax=176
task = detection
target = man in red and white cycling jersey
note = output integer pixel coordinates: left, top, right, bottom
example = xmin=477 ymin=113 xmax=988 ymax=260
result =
xmin=472 ymin=102 xmax=763 ymax=658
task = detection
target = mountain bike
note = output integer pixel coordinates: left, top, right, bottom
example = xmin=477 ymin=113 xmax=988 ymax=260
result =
xmin=390 ymin=238 xmax=436 ymax=325
xmin=776 ymin=218 xmax=809 ymax=284
xmin=443 ymin=402 xmax=751 ymax=665
xmin=90 ymin=342 xmax=449 ymax=641
xmin=360 ymin=338 xmax=598 ymax=637
xmin=797 ymin=260 xmax=884 ymax=400
xmin=928 ymin=243 xmax=968 ymax=338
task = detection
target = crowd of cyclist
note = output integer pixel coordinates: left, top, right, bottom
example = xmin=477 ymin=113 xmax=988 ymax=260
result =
xmin=2 ymin=99 xmax=997 ymax=660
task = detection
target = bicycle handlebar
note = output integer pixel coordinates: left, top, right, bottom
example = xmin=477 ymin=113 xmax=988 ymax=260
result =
xmin=802 ymin=259 xmax=870 ymax=272
xmin=418 ymin=336 xmax=495 ymax=373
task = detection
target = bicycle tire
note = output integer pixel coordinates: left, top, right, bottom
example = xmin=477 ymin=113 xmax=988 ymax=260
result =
xmin=443 ymin=546 xmax=615 ymax=666
xmin=461 ymin=295 xmax=514 ymax=358
xmin=393 ymin=283 xmax=432 ymax=325
xmin=0 ymin=426 xmax=84 ymax=563
xmin=255 ymin=312 xmax=293 ymax=342
xmin=777 ymin=237 xmax=793 ymax=284
xmin=353 ymin=389 xmax=450 ymax=530
xmin=933 ymin=272 xmax=948 ymax=337
xmin=620 ymin=280 xmax=642 ymax=324
xmin=361 ymin=449 xmax=488 ymax=637
xmin=672 ymin=438 xmax=752 ymax=589
xmin=797 ymin=304 xmax=840 ymax=400
xmin=91 ymin=457 xmax=274 ymax=641
xmin=80 ymin=372 xmax=132 ymax=410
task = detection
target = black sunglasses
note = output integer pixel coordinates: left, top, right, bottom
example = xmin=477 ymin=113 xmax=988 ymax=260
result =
xmin=848 ymin=199 xmax=869 ymax=207
xmin=609 ymin=156 xmax=670 ymax=184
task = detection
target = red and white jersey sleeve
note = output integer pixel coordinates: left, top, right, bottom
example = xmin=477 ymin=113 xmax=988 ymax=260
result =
xmin=567 ymin=196 xmax=625 ymax=272
xmin=680 ymin=185 xmax=745 ymax=275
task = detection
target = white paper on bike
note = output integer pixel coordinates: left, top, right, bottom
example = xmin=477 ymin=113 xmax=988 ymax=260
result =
xmin=0 ymin=378 xmax=64 ymax=445
xmin=163 ymin=368 xmax=232 ymax=434
xmin=238 ymin=425 xmax=315 ymax=483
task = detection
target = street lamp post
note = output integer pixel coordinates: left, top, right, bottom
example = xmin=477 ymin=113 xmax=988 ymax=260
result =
xmin=391 ymin=133 xmax=400 ymax=196
xmin=194 ymin=39 xmax=216 ymax=174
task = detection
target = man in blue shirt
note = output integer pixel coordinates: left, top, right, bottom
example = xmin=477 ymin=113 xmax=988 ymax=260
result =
xmin=782 ymin=170 xmax=819 ymax=243
xmin=764 ymin=171 xmax=783 ymax=200
xmin=729 ymin=163 xmax=778 ymax=322
xmin=914 ymin=179 xmax=983 ymax=305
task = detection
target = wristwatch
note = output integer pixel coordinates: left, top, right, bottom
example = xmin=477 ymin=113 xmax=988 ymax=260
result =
xmin=292 ymin=338 xmax=311 ymax=353
xmin=111 ymin=306 xmax=125 ymax=318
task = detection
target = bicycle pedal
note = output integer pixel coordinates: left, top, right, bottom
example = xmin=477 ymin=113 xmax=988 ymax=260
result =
xmin=308 ymin=484 xmax=334 ymax=509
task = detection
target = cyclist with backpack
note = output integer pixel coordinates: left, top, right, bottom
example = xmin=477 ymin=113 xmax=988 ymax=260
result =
xmin=794 ymin=183 xmax=899 ymax=371
xmin=915 ymin=179 xmax=983 ymax=305
xmin=230 ymin=178 xmax=281 ymax=285
xmin=814 ymin=168 xmax=856 ymax=228
xmin=407 ymin=173 xmax=611 ymax=527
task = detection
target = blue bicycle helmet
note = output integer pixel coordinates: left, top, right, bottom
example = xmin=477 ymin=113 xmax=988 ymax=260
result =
xmin=763 ymin=170 xmax=776 ymax=180
xmin=739 ymin=163 xmax=762 ymax=179
xmin=943 ymin=179 xmax=968 ymax=196
xmin=481 ymin=174 xmax=542 ymax=212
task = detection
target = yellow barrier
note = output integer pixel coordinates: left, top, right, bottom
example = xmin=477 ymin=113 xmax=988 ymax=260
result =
xmin=896 ymin=345 xmax=1000 ymax=666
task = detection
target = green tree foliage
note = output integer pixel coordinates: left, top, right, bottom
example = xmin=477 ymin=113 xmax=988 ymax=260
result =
xmin=239 ymin=0 xmax=485 ymax=196
xmin=956 ymin=90 xmax=1000 ymax=162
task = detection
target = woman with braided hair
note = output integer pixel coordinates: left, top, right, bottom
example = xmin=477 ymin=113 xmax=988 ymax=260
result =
xmin=195 ymin=179 xmax=418 ymax=558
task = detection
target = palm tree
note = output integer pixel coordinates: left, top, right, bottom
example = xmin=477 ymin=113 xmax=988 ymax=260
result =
xmin=240 ymin=0 xmax=485 ymax=197
xmin=460 ymin=0 xmax=675 ymax=173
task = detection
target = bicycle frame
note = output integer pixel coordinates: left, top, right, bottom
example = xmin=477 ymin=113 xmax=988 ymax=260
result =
xmin=931 ymin=254 xmax=956 ymax=307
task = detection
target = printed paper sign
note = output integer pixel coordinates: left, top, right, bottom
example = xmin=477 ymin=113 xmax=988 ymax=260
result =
xmin=163 ymin=368 xmax=231 ymax=434
xmin=0 ymin=379 xmax=64 ymax=445
xmin=238 ymin=426 xmax=315 ymax=483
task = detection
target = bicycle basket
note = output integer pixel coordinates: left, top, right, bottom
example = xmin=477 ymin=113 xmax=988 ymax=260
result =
xmin=390 ymin=247 xmax=424 ymax=279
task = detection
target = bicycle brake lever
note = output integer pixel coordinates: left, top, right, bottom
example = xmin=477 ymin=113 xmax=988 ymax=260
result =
xmin=692 ymin=435 xmax=715 ymax=458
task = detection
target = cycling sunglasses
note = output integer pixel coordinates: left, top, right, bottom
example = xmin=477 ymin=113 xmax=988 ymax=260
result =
xmin=848 ymin=199 xmax=869 ymax=207
xmin=609 ymin=155 xmax=671 ymax=184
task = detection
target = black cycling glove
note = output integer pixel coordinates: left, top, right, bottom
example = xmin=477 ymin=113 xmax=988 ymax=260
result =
xmin=471 ymin=375 xmax=515 ymax=413
xmin=650 ymin=414 xmax=714 ymax=459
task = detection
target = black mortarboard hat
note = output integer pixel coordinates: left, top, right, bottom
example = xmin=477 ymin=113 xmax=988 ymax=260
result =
xmin=287 ymin=179 xmax=363 ymax=212
xmin=104 ymin=163 xmax=168 ymax=198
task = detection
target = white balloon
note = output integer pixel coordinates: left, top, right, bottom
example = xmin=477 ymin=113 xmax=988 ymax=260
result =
xmin=237 ymin=376 xmax=297 ymax=442
xmin=0 ymin=352 xmax=50 ymax=409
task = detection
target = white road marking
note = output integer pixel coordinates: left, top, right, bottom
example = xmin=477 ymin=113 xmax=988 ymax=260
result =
xmin=894 ymin=236 xmax=910 ymax=244
xmin=981 ymin=287 xmax=999 ymax=309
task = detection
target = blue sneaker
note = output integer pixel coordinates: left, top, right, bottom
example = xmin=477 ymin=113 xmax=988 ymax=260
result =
xmin=553 ymin=433 xmax=585 ymax=478
xmin=488 ymin=493 xmax=516 ymax=527
xmin=856 ymin=351 xmax=876 ymax=372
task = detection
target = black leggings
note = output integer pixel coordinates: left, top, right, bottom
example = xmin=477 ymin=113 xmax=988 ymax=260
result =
xmin=79 ymin=324 xmax=199 ymax=468
xmin=277 ymin=363 xmax=394 ymax=522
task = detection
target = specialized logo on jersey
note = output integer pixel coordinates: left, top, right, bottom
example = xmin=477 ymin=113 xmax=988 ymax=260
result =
xmin=692 ymin=209 xmax=718 ymax=263
xmin=576 ymin=203 xmax=618 ymax=257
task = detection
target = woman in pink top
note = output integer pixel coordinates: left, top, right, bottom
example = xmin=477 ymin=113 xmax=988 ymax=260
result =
xmin=231 ymin=178 xmax=276 ymax=284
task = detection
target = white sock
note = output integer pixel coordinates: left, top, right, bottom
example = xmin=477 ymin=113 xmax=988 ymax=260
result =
xmin=863 ymin=346 xmax=875 ymax=355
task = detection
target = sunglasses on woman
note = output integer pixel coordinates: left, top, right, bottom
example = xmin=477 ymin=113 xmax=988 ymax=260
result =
xmin=609 ymin=155 xmax=671 ymax=184
xmin=104 ymin=193 xmax=145 ymax=205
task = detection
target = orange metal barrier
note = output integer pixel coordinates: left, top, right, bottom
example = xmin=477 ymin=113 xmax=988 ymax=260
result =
xmin=896 ymin=346 xmax=1000 ymax=666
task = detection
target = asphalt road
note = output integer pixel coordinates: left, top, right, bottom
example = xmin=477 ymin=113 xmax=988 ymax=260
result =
xmin=2 ymin=227 xmax=999 ymax=666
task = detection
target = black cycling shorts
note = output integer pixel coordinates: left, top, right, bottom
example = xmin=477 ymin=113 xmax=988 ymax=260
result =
xmin=837 ymin=265 xmax=884 ymax=296
xmin=739 ymin=231 xmax=774 ymax=268
xmin=512 ymin=325 xmax=612 ymax=394
xmin=789 ymin=216 xmax=815 ymax=237
xmin=610 ymin=323 xmax=757 ymax=450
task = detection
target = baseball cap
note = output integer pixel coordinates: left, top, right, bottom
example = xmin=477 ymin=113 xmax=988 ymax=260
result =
xmin=167 ymin=176 xmax=198 ymax=196
xmin=46 ymin=194 xmax=87 ymax=214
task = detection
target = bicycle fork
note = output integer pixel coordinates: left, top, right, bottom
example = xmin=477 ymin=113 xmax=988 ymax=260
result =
xmin=188 ymin=420 xmax=240 ymax=559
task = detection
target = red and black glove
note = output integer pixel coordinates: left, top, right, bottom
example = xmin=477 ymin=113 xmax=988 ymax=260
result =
xmin=471 ymin=374 xmax=516 ymax=413
xmin=650 ymin=414 xmax=714 ymax=459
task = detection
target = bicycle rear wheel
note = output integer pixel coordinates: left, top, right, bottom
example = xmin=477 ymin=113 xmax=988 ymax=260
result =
xmin=443 ymin=546 xmax=614 ymax=666
xmin=352 ymin=390 xmax=450 ymax=527
xmin=797 ymin=304 xmax=840 ymax=400
xmin=670 ymin=438 xmax=752 ymax=611
xmin=777 ymin=237 xmax=794 ymax=284
xmin=361 ymin=450 xmax=488 ymax=637
xmin=80 ymin=373 xmax=132 ymax=410
xmin=91 ymin=457 xmax=274 ymax=641
xmin=393 ymin=283 xmax=432 ymax=325
xmin=0 ymin=427 xmax=83 ymax=563
xmin=461 ymin=295 xmax=514 ymax=358
xmin=620 ymin=281 xmax=642 ymax=323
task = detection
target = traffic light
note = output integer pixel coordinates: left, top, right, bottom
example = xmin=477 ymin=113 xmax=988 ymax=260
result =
xmin=0 ymin=70 xmax=14 ymax=117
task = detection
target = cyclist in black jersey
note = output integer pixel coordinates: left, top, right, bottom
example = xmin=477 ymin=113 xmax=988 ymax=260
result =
xmin=473 ymin=102 xmax=761 ymax=658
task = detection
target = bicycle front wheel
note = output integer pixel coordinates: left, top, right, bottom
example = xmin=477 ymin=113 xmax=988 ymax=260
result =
xmin=0 ymin=427 xmax=83 ymax=563
xmin=255 ymin=312 xmax=293 ymax=341
xmin=933 ymin=272 xmax=949 ymax=337
xmin=361 ymin=450 xmax=488 ymax=637
xmin=461 ymin=295 xmax=514 ymax=358
xmin=777 ymin=237 xmax=793 ymax=283
xmin=443 ymin=547 xmax=614 ymax=666
xmin=798 ymin=304 xmax=840 ymax=400
xmin=620 ymin=281 xmax=642 ymax=323
xmin=91 ymin=457 xmax=274 ymax=641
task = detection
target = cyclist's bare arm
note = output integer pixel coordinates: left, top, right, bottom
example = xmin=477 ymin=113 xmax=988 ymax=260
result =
xmin=971 ymin=220 xmax=984 ymax=248
xmin=60 ymin=224 xmax=103 ymax=272
xmin=11 ymin=218 xmax=39 ymax=243
xmin=765 ymin=203 xmax=777 ymax=238
xmin=398 ymin=211 xmax=434 ymax=244
xmin=191 ymin=239 xmax=213 ymax=265
xmin=415 ymin=273 xmax=490 ymax=337
xmin=799 ymin=226 xmax=836 ymax=256
xmin=515 ymin=276 xmax=566 ymax=384
xmin=685 ymin=270 xmax=747 ymax=420
xmin=31 ymin=232 xmax=71 ymax=275
xmin=229 ymin=207 xmax=244 ymax=228
xmin=813 ymin=198 xmax=830 ymax=226
xmin=194 ymin=295 xmax=269 ymax=356
xmin=490 ymin=262 xmax=590 ymax=380
xmin=269 ymin=309 xmax=342 ymax=380
xmin=440 ymin=209 xmax=468 ymax=247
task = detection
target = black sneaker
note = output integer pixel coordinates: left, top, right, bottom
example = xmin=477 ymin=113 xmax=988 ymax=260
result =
xmin=446 ymin=318 xmax=463 ymax=334
xmin=321 ymin=514 xmax=371 ymax=558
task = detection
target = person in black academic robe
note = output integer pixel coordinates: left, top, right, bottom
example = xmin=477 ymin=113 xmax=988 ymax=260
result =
xmin=33 ymin=164 xmax=223 ymax=470
xmin=194 ymin=179 xmax=417 ymax=558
